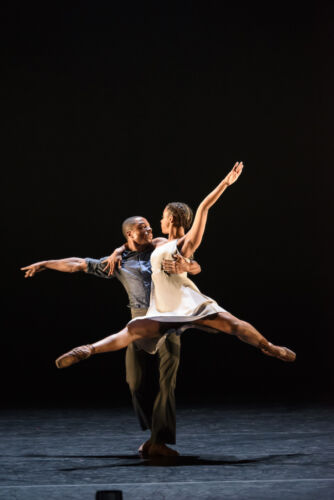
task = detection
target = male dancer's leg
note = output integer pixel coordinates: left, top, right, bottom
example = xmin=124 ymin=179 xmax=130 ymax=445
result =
xmin=126 ymin=309 xmax=180 ymax=456
xmin=126 ymin=308 xmax=158 ymax=433
xmin=150 ymin=332 xmax=180 ymax=446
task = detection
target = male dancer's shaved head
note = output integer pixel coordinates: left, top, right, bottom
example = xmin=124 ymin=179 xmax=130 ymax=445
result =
xmin=122 ymin=216 xmax=144 ymax=239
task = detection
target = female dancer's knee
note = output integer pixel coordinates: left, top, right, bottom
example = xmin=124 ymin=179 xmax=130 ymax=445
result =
xmin=215 ymin=313 xmax=246 ymax=336
xmin=128 ymin=319 xmax=158 ymax=339
xmin=227 ymin=318 xmax=248 ymax=336
xmin=127 ymin=320 xmax=142 ymax=339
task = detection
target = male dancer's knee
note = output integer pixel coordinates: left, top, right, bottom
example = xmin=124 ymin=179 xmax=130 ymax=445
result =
xmin=157 ymin=339 xmax=180 ymax=400
xmin=125 ymin=345 xmax=142 ymax=392
xmin=159 ymin=357 xmax=179 ymax=392
xmin=127 ymin=376 xmax=140 ymax=393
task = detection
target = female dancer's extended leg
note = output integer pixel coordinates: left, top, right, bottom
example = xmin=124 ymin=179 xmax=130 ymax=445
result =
xmin=55 ymin=313 xmax=295 ymax=369
xmin=55 ymin=319 xmax=162 ymax=369
xmin=195 ymin=312 xmax=296 ymax=361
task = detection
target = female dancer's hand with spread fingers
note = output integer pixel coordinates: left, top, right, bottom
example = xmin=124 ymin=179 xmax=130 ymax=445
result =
xmin=177 ymin=161 xmax=244 ymax=258
xmin=223 ymin=161 xmax=244 ymax=186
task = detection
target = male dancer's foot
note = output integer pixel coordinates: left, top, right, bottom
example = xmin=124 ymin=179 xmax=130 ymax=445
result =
xmin=138 ymin=439 xmax=179 ymax=457
xmin=148 ymin=443 xmax=179 ymax=457
xmin=259 ymin=341 xmax=296 ymax=362
xmin=55 ymin=344 xmax=95 ymax=369
xmin=138 ymin=439 xmax=151 ymax=456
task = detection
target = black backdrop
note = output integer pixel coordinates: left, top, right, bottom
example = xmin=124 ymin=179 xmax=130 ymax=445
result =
xmin=2 ymin=2 xmax=333 ymax=407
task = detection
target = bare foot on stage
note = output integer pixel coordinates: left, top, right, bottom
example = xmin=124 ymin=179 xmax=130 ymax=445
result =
xmin=148 ymin=443 xmax=179 ymax=457
xmin=138 ymin=439 xmax=151 ymax=456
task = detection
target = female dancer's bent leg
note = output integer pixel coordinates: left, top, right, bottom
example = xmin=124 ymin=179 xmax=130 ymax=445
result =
xmin=195 ymin=312 xmax=296 ymax=361
xmin=55 ymin=319 xmax=162 ymax=369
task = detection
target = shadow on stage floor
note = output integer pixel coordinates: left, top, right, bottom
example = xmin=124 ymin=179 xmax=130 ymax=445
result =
xmin=1 ymin=404 xmax=333 ymax=499
xmin=25 ymin=452 xmax=304 ymax=471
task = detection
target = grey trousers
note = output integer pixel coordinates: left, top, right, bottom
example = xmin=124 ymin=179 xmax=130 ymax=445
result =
xmin=125 ymin=308 xmax=181 ymax=444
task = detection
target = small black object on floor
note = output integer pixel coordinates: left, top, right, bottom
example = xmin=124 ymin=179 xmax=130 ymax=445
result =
xmin=1 ymin=404 xmax=333 ymax=499
xmin=96 ymin=491 xmax=123 ymax=500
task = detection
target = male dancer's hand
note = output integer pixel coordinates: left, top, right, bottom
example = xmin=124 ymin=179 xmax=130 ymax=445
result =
xmin=162 ymin=254 xmax=190 ymax=274
xmin=21 ymin=262 xmax=45 ymax=278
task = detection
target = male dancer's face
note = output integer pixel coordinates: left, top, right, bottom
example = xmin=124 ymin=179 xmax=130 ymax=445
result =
xmin=127 ymin=217 xmax=153 ymax=246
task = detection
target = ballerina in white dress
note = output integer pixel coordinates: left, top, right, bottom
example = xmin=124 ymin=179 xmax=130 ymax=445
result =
xmin=56 ymin=162 xmax=296 ymax=368
xmin=137 ymin=238 xmax=226 ymax=322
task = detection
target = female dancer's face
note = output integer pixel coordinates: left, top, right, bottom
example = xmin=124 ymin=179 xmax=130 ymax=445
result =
xmin=160 ymin=208 xmax=173 ymax=234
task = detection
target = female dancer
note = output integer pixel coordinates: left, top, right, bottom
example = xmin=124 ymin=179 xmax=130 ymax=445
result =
xmin=56 ymin=162 xmax=296 ymax=368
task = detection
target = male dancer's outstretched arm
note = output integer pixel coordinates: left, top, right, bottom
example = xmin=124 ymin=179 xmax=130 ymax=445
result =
xmin=21 ymin=258 xmax=87 ymax=278
xmin=21 ymin=255 xmax=201 ymax=278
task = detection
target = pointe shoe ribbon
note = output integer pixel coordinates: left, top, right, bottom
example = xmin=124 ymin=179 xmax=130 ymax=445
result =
xmin=55 ymin=344 xmax=95 ymax=369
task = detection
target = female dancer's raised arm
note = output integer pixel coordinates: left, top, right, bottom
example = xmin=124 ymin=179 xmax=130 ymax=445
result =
xmin=177 ymin=162 xmax=243 ymax=258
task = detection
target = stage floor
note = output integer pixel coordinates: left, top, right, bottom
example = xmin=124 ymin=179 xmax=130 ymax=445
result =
xmin=1 ymin=404 xmax=333 ymax=499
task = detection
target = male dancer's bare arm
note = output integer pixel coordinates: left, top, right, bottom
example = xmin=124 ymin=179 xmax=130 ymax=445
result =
xmin=21 ymin=258 xmax=87 ymax=278
xmin=178 ymin=162 xmax=244 ymax=258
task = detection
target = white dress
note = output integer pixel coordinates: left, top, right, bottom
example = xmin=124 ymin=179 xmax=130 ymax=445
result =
xmin=131 ymin=239 xmax=226 ymax=354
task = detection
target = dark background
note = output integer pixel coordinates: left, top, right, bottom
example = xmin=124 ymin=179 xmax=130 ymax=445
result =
xmin=2 ymin=2 xmax=333 ymax=407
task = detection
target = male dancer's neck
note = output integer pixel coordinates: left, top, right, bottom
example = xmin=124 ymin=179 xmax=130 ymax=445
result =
xmin=126 ymin=240 xmax=153 ymax=252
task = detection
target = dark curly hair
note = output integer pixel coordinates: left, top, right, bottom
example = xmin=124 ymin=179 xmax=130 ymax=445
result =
xmin=165 ymin=202 xmax=193 ymax=231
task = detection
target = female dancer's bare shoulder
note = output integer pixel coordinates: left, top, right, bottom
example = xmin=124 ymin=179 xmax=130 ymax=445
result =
xmin=152 ymin=237 xmax=168 ymax=248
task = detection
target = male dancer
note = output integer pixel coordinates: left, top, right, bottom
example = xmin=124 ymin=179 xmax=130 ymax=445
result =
xmin=21 ymin=216 xmax=201 ymax=457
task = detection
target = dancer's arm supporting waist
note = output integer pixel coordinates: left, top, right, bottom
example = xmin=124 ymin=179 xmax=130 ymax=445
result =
xmin=104 ymin=242 xmax=202 ymax=276
xmin=162 ymin=254 xmax=201 ymax=275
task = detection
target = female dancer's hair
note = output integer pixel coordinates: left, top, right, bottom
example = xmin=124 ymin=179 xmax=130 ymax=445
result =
xmin=166 ymin=202 xmax=193 ymax=231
